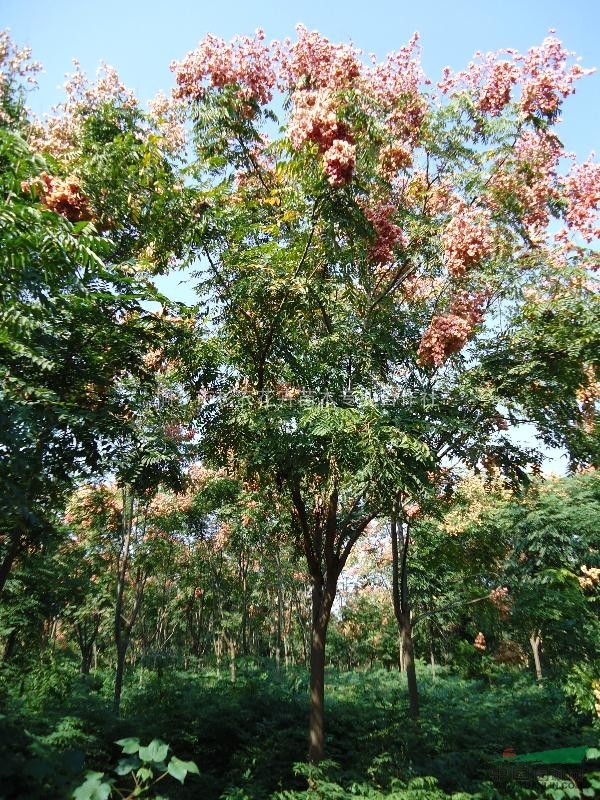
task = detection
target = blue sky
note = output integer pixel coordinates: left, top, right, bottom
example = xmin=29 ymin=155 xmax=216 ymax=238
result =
xmin=5 ymin=0 xmax=598 ymax=472
xmin=5 ymin=0 xmax=600 ymax=157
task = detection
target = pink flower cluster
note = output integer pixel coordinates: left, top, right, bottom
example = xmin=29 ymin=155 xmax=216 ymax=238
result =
xmin=0 ymin=28 xmax=42 ymax=89
xmin=363 ymin=202 xmax=405 ymax=264
xmin=439 ymin=51 xmax=520 ymax=116
xmin=0 ymin=30 xmax=41 ymax=124
xmin=576 ymin=364 xmax=599 ymax=433
xmin=404 ymin=502 xmax=421 ymax=520
xmin=563 ymin=157 xmax=600 ymax=242
xmin=378 ymin=141 xmax=413 ymax=180
xmin=478 ymin=60 xmax=520 ymax=115
xmin=289 ymin=89 xmax=355 ymax=186
xmin=442 ymin=206 xmax=494 ymax=276
xmin=489 ymin=586 xmax=510 ymax=614
xmin=401 ymin=275 xmax=437 ymax=302
xmin=323 ymin=138 xmax=356 ymax=187
xmin=163 ymin=422 xmax=196 ymax=442
xmin=31 ymin=60 xmax=138 ymax=160
xmin=277 ymin=24 xmax=362 ymax=91
xmin=418 ymin=291 xmax=487 ymax=367
xmin=405 ymin=172 xmax=453 ymax=215
xmin=367 ymin=34 xmax=426 ymax=141
xmin=520 ymin=35 xmax=594 ymax=117
xmin=170 ymin=29 xmax=276 ymax=106
xmin=490 ymin=130 xmax=561 ymax=235
xmin=289 ymin=89 xmax=347 ymax=150
xmin=438 ymin=34 xmax=594 ymax=118
xmin=147 ymin=91 xmax=187 ymax=155
xmin=22 ymin=171 xmax=91 ymax=222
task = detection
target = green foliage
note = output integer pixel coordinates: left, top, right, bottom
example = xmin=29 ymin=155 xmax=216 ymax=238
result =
xmin=2 ymin=24 xmax=600 ymax=800
xmin=1 ymin=666 xmax=596 ymax=799
xmin=72 ymin=737 xmax=199 ymax=799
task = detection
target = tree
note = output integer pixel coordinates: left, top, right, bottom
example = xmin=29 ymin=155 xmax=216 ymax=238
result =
xmin=0 ymin=35 xmax=193 ymax=593
xmin=492 ymin=472 xmax=600 ymax=681
xmin=169 ymin=27 xmax=600 ymax=760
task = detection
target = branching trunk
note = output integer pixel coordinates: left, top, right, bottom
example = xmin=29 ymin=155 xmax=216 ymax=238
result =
xmin=291 ymin=478 xmax=375 ymax=763
xmin=529 ymin=630 xmax=543 ymax=682
xmin=76 ymin=615 xmax=101 ymax=675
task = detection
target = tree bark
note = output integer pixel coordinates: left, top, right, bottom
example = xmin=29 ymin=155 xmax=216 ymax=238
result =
xmin=3 ymin=628 xmax=17 ymax=662
xmin=400 ymin=612 xmax=419 ymax=718
xmin=113 ymin=639 xmax=128 ymax=714
xmin=291 ymin=479 xmax=374 ymax=763
xmin=530 ymin=630 xmax=543 ymax=682
xmin=229 ymin=636 xmax=236 ymax=683
xmin=112 ymin=489 xmax=145 ymax=715
xmin=275 ymin=554 xmax=283 ymax=671
xmin=76 ymin=616 xmax=100 ymax=675
xmin=309 ymin=580 xmax=334 ymax=764
xmin=0 ymin=527 xmax=22 ymax=594
xmin=391 ymin=509 xmax=419 ymax=718
xmin=80 ymin=640 xmax=93 ymax=675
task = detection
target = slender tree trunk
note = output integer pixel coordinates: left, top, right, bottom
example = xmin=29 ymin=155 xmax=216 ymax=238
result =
xmin=3 ymin=628 xmax=17 ymax=662
xmin=309 ymin=580 xmax=333 ymax=764
xmin=77 ymin=617 xmax=100 ymax=675
xmin=229 ymin=637 xmax=236 ymax=683
xmin=400 ymin=612 xmax=419 ymax=718
xmin=80 ymin=644 xmax=93 ymax=675
xmin=276 ymin=554 xmax=283 ymax=670
xmin=391 ymin=509 xmax=419 ymax=718
xmin=241 ymin=570 xmax=248 ymax=655
xmin=113 ymin=639 xmax=128 ymax=714
xmin=0 ymin=527 xmax=22 ymax=594
xmin=215 ymin=634 xmax=223 ymax=677
xmin=530 ymin=630 xmax=543 ymax=682
xmin=290 ymin=479 xmax=374 ymax=764
xmin=112 ymin=489 xmax=145 ymax=715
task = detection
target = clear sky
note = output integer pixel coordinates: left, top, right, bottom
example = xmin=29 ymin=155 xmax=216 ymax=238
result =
xmin=5 ymin=0 xmax=598 ymax=472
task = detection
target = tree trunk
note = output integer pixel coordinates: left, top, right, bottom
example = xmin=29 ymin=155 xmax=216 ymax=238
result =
xmin=215 ymin=635 xmax=222 ymax=677
xmin=529 ymin=630 xmax=543 ymax=682
xmin=309 ymin=580 xmax=332 ymax=764
xmin=241 ymin=571 xmax=248 ymax=655
xmin=391 ymin=509 xmax=419 ymax=719
xmin=0 ymin=527 xmax=22 ymax=594
xmin=112 ymin=489 xmax=145 ymax=715
xmin=290 ymin=479 xmax=373 ymax=764
xmin=400 ymin=611 xmax=419 ymax=718
xmin=3 ymin=628 xmax=17 ymax=662
xmin=309 ymin=622 xmax=326 ymax=764
xmin=113 ymin=639 xmax=128 ymax=714
xmin=76 ymin=617 xmax=100 ymax=675
xmin=80 ymin=644 xmax=93 ymax=675
xmin=275 ymin=555 xmax=283 ymax=671
xmin=229 ymin=637 xmax=236 ymax=683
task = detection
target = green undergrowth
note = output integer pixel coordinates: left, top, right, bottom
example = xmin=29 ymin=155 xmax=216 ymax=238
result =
xmin=0 ymin=659 xmax=597 ymax=799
